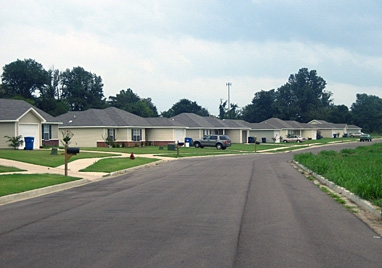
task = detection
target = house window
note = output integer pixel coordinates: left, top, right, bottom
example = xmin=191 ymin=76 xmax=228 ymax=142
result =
xmin=108 ymin=128 xmax=115 ymax=141
xmin=132 ymin=129 xmax=142 ymax=141
xmin=43 ymin=125 xmax=51 ymax=140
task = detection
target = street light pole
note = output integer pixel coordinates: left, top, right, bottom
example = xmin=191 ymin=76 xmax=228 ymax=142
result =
xmin=226 ymin=82 xmax=232 ymax=110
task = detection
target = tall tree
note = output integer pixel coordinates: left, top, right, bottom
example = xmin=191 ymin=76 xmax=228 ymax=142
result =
xmin=350 ymin=94 xmax=382 ymax=133
xmin=218 ymin=99 xmax=241 ymax=119
xmin=241 ymin=89 xmax=277 ymax=123
xmin=273 ymin=68 xmax=332 ymax=122
xmin=1 ymin=59 xmax=49 ymax=99
xmin=161 ymin=99 xmax=209 ymax=117
xmin=108 ymin=89 xmax=158 ymax=117
xmin=60 ymin=66 xmax=107 ymax=111
xmin=327 ymin=104 xmax=351 ymax=124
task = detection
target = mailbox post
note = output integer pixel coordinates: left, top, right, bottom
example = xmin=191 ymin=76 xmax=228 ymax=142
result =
xmin=64 ymin=145 xmax=80 ymax=176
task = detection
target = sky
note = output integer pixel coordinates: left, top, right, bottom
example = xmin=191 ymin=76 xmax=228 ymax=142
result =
xmin=1 ymin=0 xmax=382 ymax=116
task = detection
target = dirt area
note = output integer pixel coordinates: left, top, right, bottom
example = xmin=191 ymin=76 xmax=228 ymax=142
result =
xmin=291 ymin=162 xmax=382 ymax=237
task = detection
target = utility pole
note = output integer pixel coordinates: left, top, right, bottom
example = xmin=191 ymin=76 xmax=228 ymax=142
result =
xmin=226 ymin=82 xmax=232 ymax=110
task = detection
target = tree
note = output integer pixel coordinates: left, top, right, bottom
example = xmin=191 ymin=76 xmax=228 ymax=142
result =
xmin=241 ymin=89 xmax=277 ymax=123
xmin=1 ymin=59 xmax=50 ymax=99
xmin=161 ymin=99 xmax=209 ymax=117
xmin=327 ymin=104 xmax=351 ymax=124
xmin=350 ymin=94 xmax=382 ymax=133
xmin=218 ymin=99 xmax=241 ymax=119
xmin=60 ymin=66 xmax=107 ymax=111
xmin=273 ymin=68 xmax=332 ymax=122
xmin=35 ymin=68 xmax=70 ymax=116
xmin=108 ymin=89 xmax=158 ymax=117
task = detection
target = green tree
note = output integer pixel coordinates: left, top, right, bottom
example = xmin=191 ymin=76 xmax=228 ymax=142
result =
xmin=350 ymin=94 xmax=382 ymax=133
xmin=61 ymin=66 xmax=107 ymax=111
xmin=161 ymin=99 xmax=209 ymax=117
xmin=35 ymin=68 xmax=70 ymax=116
xmin=327 ymin=104 xmax=351 ymax=124
xmin=242 ymin=89 xmax=277 ymax=123
xmin=273 ymin=68 xmax=332 ymax=122
xmin=108 ymin=89 xmax=158 ymax=117
xmin=218 ymin=99 xmax=241 ymax=119
xmin=1 ymin=59 xmax=50 ymax=99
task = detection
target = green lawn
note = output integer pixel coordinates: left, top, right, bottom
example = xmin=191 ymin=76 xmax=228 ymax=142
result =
xmin=0 ymin=174 xmax=80 ymax=197
xmin=0 ymin=149 xmax=121 ymax=167
xmin=294 ymin=142 xmax=382 ymax=207
xmin=79 ymin=157 xmax=159 ymax=173
xmin=0 ymin=165 xmax=25 ymax=173
xmin=0 ymin=138 xmax=378 ymax=198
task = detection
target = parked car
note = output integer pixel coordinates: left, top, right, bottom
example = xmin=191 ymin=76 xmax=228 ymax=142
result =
xmin=193 ymin=135 xmax=231 ymax=150
xmin=350 ymin=132 xmax=364 ymax=137
xmin=360 ymin=134 xmax=372 ymax=142
xmin=283 ymin=135 xmax=306 ymax=143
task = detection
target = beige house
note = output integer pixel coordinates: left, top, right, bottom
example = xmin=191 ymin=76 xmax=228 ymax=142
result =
xmin=0 ymin=99 xmax=61 ymax=149
xmin=0 ymin=99 xmax=363 ymax=149
xmin=55 ymin=107 xmax=187 ymax=147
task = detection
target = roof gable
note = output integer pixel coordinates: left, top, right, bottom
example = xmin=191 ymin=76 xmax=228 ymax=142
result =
xmin=0 ymin=98 xmax=58 ymax=123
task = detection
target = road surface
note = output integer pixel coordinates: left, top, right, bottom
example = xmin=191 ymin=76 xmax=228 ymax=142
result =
xmin=0 ymin=142 xmax=381 ymax=267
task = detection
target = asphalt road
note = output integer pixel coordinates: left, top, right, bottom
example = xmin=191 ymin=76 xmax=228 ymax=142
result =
xmin=0 ymin=142 xmax=381 ymax=267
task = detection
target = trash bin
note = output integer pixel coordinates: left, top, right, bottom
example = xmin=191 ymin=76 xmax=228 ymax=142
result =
xmin=24 ymin=137 xmax=34 ymax=150
xmin=248 ymin=136 xmax=255 ymax=143
xmin=185 ymin=137 xmax=193 ymax=147
xmin=333 ymin=134 xmax=337 ymax=138
xmin=261 ymin=137 xmax=266 ymax=143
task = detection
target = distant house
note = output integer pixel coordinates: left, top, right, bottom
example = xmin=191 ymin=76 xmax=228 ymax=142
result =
xmin=0 ymin=98 xmax=363 ymax=149
xmin=0 ymin=99 xmax=61 ymax=149
xmin=170 ymin=113 xmax=252 ymax=143
xmin=308 ymin=120 xmax=361 ymax=138
xmin=55 ymin=107 xmax=187 ymax=147
xmin=250 ymin=118 xmax=318 ymax=143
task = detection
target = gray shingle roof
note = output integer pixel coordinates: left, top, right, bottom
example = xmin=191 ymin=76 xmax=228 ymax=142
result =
xmin=0 ymin=98 xmax=59 ymax=123
xmin=55 ymin=107 xmax=151 ymax=127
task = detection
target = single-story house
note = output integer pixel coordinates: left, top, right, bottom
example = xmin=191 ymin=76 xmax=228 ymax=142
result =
xmin=54 ymin=107 xmax=188 ymax=147
xmin=249 ymin=118 xmax=318 ymax=143
xmin=0 ymin=99 xmax=363 ymax=149
xmin=0 ymin=99 xmax=61 ymax=149
xmin=170 ymin=113 xmax=252 ymax=143
xmin=308 ymin=120 xmax=362 ymax=138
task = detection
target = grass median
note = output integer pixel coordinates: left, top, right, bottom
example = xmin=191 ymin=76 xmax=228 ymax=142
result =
xmin=294 ymin=142 xmax=382 ymax=207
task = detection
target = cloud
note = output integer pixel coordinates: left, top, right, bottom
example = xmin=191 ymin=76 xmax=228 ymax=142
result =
xmin=1 ymin=0 xmax=382 ymax=116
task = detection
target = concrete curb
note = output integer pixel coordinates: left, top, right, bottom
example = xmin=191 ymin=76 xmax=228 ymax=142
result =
xmin=293 ymin=160 xmax=382 ymax=219
xmin=0 ymin=179 xmax=91 ymax=206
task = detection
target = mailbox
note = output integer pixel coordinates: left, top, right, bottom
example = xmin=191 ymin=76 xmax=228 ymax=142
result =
xmin=67 ymin=147 xmax=80 ymax=155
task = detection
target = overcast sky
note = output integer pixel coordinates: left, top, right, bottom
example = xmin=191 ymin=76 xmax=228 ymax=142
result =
xmin=1 ymin=0 xmax=382 ymax=116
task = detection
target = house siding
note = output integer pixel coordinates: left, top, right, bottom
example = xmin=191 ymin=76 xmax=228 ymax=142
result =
xmin=0 ymin=123 xmax=16 ymax=148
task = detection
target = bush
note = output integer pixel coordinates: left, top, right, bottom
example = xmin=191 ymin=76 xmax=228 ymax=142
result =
xmin=4 ymin=135 xmax=24 ymax=150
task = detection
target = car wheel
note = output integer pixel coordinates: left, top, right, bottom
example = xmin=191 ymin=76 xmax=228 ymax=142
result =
xmin=221 ymin=147 xmax=227 ymax=150
xmin=194 ymin=142 xmax=201 ymax=148
xmin=297 ymin=140 xmax=301 ymax=143
xmin=216 ymin=143 xmax=222 ymax=149
xmin=283 ymin=140 xmax=287 ymax=143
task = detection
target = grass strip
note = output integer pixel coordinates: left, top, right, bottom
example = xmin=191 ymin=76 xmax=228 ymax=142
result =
xmin=0 ymin=149 xmax=121 ymax=167
xmin=79 ymin=157 xmax=159 ymax=173
xmin=0 ymin=165 xmax=25 ymax=173
xmin=0 ymin=174 xmax=80 ymax=196
xmin=295 ymin=143 xmax=382 ymax=207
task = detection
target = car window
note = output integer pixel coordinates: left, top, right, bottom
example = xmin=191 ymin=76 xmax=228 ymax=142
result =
xmin=219 ymin=136 xmax=227 ymax=140
xmin=210 ymin=135 xmax=217 ymax=140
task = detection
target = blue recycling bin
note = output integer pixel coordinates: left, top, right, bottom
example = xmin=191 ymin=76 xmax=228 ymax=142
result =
xmin=185 ymin=137 xmax=193 ymax=146
xmin=24 ymin=136 xmax=34 ymax=150
xmin=333 ymin=134 xmax=337 ymax=138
